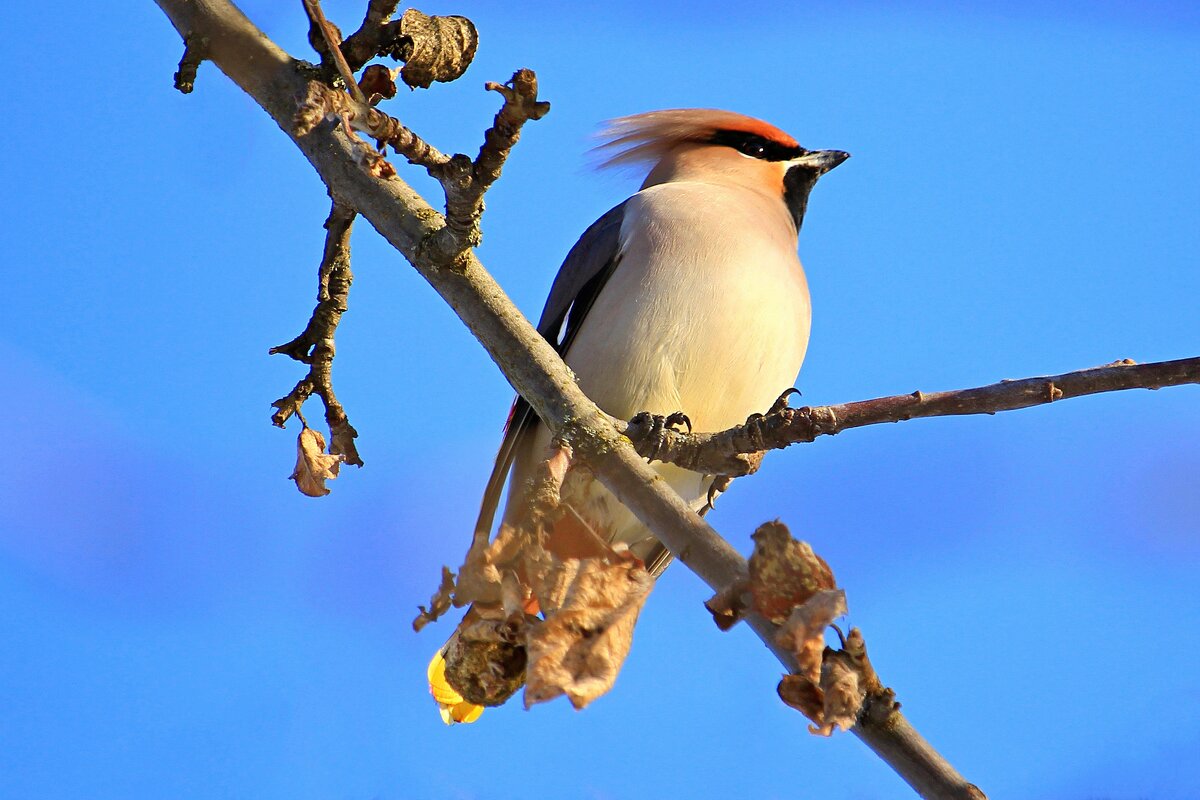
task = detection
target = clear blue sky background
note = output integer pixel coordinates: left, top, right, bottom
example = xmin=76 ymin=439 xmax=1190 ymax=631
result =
xmin=2 ymin=2 xmax=1198 ymax=798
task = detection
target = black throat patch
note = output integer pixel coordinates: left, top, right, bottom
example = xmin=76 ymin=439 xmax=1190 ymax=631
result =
xmin=783 ymin=165 xmax=821 ymax=233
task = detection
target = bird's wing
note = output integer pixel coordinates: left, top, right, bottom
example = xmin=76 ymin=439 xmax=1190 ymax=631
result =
xmin=471 ymin=202 xmax=628 ymax=541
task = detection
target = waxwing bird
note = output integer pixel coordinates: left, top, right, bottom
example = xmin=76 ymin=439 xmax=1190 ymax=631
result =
xmin=430 ymin=109 xmax=849 ymax=723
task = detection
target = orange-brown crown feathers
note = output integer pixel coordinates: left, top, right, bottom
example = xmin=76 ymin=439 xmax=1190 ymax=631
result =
xmin=594 ymin=109 xmax=799 ymax=171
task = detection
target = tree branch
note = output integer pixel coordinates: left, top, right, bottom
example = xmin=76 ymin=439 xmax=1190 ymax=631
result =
xmin=618 ymin=357 xmax=1200 ymax=477
xmin=425 ymin=69 xmax=550 ymax=261
xmin=270 ymin=200 xmax=362 ymax=466
xmin=339 ymin=0 xmax=401 ymax=71
xmin=302 ymin=0 xmax=367 ymax=104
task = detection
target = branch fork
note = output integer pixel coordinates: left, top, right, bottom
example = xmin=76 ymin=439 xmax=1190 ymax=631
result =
xmin=270 ymin=201 xmax=362 ymax=469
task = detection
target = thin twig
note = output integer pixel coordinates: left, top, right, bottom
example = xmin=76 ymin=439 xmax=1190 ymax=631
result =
xmin=340 ymin=0 xmax=401 ymax=71
xmin=618 ymin=357 xmax=1200 ymax=477
xmin=429 ymin=69 xmax=551 ymax=260
xmin=270 ymin=201 xmax=362 ymax=466
xmin=302 ymin=0 xmax=368 ymax=104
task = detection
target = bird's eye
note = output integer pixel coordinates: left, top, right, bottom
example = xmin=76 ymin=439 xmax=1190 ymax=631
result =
xmin=740 ymin=140 xmax=767 ymax=158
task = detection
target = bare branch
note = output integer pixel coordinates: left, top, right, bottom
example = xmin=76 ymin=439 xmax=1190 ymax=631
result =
xmin=427 ymin=69 xmax=551 ymax=261
xmin=294 ymin=80 xmax=449 ymax=171
xmin=619 ymin=357 xmax=1200 ymax=477
xmin=339 ymin=0 xmax=400 ymax=71
xmin=270 ymin=201 xmax=362 ymax=467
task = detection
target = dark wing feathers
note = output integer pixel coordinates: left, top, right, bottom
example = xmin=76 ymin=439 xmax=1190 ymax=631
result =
xmin=471 ymin=202 xmax=627 ymax=540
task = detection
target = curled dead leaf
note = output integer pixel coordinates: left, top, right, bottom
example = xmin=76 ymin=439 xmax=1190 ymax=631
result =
xmin=775 ymin=589 xmax=847 ymax=683
xmin=778 ymin=674 xmax=825 ymax=721
xmin=747 ymin=520 xmax=835 ymax=624
xmin=290 ymin=425 xmax=343 ymax=497
xmin=810 ymin=654 xmax=862 ymax=736
xmin=704 ymin=579 xmax=749 ymax=631
xmin=524 ymin=556 xmax=652 ymax=710
xmin=353 ymin=143 xmax=396 ymax=178
xmin=358 ymin=64 xmax=398 ymax=103
xmin=413 ymin=566 xmax=456 ymax=632
xmin=391 ymin=9 xmax=478 ymax=89
xmin=453 ymin=522 xmax=525 ymax=608
xmin=778 ymin=637 xmax=877 ymax=737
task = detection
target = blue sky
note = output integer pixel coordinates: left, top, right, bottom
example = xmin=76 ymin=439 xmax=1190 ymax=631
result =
xmin=2 ymin=2 xmax=1198 ymax=798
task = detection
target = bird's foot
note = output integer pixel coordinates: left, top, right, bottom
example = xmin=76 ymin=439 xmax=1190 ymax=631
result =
xmin=628 ymin=410 xmax=692 ymax=463
xmin=705 ymin=392 xmax=797 ymax=512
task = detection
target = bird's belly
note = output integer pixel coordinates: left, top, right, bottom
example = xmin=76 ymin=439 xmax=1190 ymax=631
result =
xmin=567 ymin=240 xmax=810 ymax=432
xmin=557 ymin=203 xmax=811 ymax=551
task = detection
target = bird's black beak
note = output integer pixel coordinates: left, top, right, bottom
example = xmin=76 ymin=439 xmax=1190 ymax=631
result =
xmin=783 ymin=149 xmax=849 ymax=232
xmin=790 ymin=149 xmax=850 ymax=174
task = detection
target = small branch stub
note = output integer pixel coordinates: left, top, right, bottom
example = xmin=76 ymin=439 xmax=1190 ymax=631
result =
xmin=173 ymin=34 xmax=208 ymax=93
xmin=425 ymin=69 xmax=551 ymax=260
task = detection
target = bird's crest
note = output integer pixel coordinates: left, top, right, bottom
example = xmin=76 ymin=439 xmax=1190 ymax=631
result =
xmin=593 ymin=109 xmax=799 ymax=170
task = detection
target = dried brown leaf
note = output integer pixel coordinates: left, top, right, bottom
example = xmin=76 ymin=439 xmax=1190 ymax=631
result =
xmin=775 ymin=589 xmax=847 ymax=683
xmin=358 ymin=64 xmax=398 ymax=103
xmin=534 ymin=557 xmax=581 ymax=618
xmin=524 ymin=557 xmax=652 ymax=710
xmin=811 ymin=654 xmax=862 ymax=736
xmin=778 ymin=674 xmax=825 ymax=721
xmin=290 ymin=425 xmax=343 ymax=497
xmin=412 ymin=566 xmax=456 ymax=632
xmin=747 ymin=520 xmax=836 ymax=624
xmin=354 ymin=143 xmax=396 ymax=178
xmin=704 ymin=579 xmax=749 ymax=631
xmin=394 ymin=9 xmax=478 ymax=89
xmin=453 ymin=523 xmax=523 ymax=608
xmin=500 ymin=569 xmax=528 ymax=618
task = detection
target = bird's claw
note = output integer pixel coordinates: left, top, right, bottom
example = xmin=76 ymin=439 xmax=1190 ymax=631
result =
xmin=768 ymin=387 xmax=800 ymax=416
xmin=664 ymin=411 xmax=693 ymax=434
xmin=705 ymin=474 xmax=735 ymax=512
xmin=628 ymin=410 xmax=692 ymax=463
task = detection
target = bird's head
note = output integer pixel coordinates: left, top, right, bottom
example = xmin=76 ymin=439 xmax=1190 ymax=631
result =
xmin=595 ymin=108 xmax=848 ymax=231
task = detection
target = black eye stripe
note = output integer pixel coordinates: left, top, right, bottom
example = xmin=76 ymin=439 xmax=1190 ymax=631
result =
xmin=709 ymin=130 xmax=804 ymax=161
